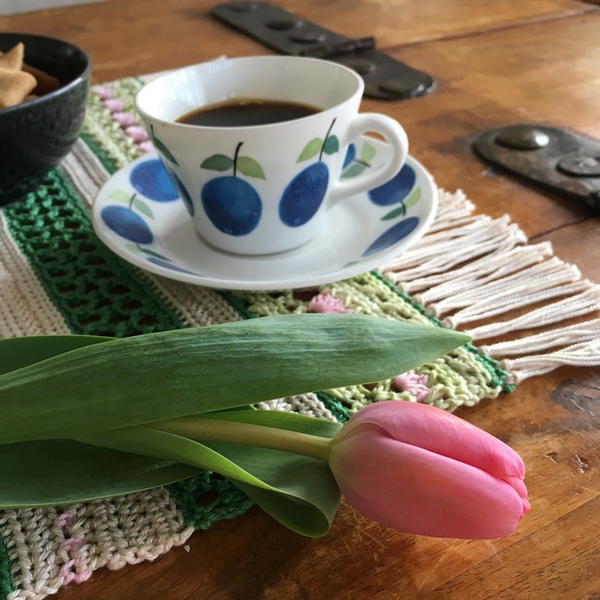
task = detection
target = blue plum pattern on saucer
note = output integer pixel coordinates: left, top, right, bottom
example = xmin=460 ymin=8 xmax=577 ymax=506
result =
xmin=200 ymin=142 xmax=264 ymax=236
xmin=368 ymin=164 xmax=416 ymax=207
xmin=130 ymin=158 xmax=179 ymax=202
xmin=279 ymin=118 xmax=339 ymax=227
xmin=101 ymin=205 xmax=153 ymax=244
xmin=340 ymin=140 xmax=423 ymax=258
xmin=100 ymin=187 xmax=199 ymax=273
xmin=362 ymin=217 xmax=420 ymax=257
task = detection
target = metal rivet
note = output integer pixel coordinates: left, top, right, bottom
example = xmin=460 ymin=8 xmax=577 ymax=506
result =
xmin=343 ymin=58 xmax=376 ymax=75
xmin=267 ymin=18 xmax=301 ymax=31
xmin=557 ymin=153 xmax=600 ymax=177
xmin=379 ymin=78 xmax=425 ymax=98
xmin=495 ymin=126 xmax=550 ymax=150
xmin=289 ymin=30 xmax=326 ymax=43
xmin=228 ymin=2 xmax=257 ymax=12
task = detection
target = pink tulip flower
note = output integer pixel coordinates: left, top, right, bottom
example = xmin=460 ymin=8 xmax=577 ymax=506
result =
xmin=329 ymin=401 xmax=529 ymax=539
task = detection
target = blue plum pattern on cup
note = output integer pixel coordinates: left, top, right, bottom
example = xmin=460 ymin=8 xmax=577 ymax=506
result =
xmin=200 ymin=142 xmax=264 ymax=236
xmin=362 ymin=217 xmax=420 ymax=257
xmin=341 ymin=139 xmax=376 ymax=179
xmin=279 ymin=118 xmax=340 ymax=227
xmin=129 ymin=158 xmax=179 ymax=202
xmin=342 ymin=143 xmax=356 ymax=169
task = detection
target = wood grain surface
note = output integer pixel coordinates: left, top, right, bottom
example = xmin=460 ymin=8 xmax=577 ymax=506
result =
xmin=3 ymin=1 xmax=600 ymax=598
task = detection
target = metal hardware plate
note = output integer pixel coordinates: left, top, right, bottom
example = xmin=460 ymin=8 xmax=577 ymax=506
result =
xmin=212 ymin=1 xmax=436 ymax=100
xmin=474 ymin=124 xmax=600 ymax=210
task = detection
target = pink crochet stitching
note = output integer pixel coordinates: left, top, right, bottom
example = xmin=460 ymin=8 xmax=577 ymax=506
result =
xmin=103 ymin=98 xmax=124 ymax=113
xmin=112 ymin=111 xmax=136 ymax=127
xmin=308 ymin=293 xmax=351 ymax=314
xmin=94 ymin=86 xmax=113 ymax=99
xmin=125 ymin=125 xmax=149 ymax=142
xmin=139 ymin=141 xmax=154 ymax=153
xmin=392 ymin=371 xmax=431 ymax=401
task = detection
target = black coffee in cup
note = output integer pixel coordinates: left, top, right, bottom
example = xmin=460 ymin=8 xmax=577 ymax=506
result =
xmin=176 ymin=98 xmax=320 ymax=127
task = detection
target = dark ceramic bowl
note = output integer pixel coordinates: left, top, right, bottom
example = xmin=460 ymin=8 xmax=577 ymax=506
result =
xmin=0 ymin=33 xmax=91 ymax=176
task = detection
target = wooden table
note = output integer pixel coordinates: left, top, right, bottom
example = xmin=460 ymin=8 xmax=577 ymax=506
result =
xmin=3 ymin=1 xmax=600 ymax=597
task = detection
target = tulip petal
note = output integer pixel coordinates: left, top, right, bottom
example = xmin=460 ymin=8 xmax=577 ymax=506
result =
xmin=330 ymin=429 xmax=527 ymax=539
xmin=337 ymin=402 xmax=525 ymax=483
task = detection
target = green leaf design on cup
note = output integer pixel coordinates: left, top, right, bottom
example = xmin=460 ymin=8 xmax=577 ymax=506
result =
xmin=341 ymin=162 xmax=367 ymax=179
xmin=297 ymin=138 xmax=322 ymax=162
xmin=236 ymin=156 xmax=266 ymax=179
xmin=323 ymin=135 xmax=340 ymax=155
xmin=201 ymin=154 xmax=234 ymax=171
xmin=361 ymin=141 xmax=376 ymax=162
xmin=149 ymin=124 xmax=179 ymax=166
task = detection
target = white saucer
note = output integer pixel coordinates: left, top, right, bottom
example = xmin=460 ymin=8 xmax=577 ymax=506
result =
xmin=92 ymin=136 xmax=437 ymax=291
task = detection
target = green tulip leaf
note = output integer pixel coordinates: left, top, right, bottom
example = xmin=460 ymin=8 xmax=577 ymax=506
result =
xmin=0 ymin=314 xmax=469 ymax=444
xmin=109 ymin=190 xmax=131 ymax=204
xmin=0 ymin=334 xmax=114 ymax=376
xmin=0 ymin=439 xmax=199 ymax=508
xmin=236 ymin=156 xmax=266 ymax=179
xmin=81 ymin=425 xmax=339 ymax=537
xmin=132 ymin=197 xmax=154 ymax=219
xmin=297 ymin=138 xmax=322 ymax=162
xmin=360 ymin=141 xmax=376 ymax=162
xmin=215 ymin=443 xmax=339 ymax=537
xmin=201 ymin=154 xmax=234 ymax=171
xmin=381 ymin=205 xmax=407 ymax=221
xmin=198 ymin=409 xmax=342 ymax=438
xmin=323 ymin=135 xmax=340 ymax=155
xmin=404 ymin=187 xmax=422 ymax=209
xmin=341 ymin=163 xmax=366 ymax=179
xmin=150 ymin=125 xmax=179 ymax=166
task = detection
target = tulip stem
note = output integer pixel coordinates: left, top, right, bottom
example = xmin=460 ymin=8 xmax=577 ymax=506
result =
xmin=152 ymin=417 xmax=332 ymax=462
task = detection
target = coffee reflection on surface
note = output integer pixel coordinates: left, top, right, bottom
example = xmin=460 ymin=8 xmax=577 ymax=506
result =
xmin=176 ymin=98 xmax=320 ymax=127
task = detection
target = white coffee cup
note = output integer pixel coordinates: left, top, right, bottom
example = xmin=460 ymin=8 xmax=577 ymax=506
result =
xmin=136 ymin=56 xmax=408 ymax=255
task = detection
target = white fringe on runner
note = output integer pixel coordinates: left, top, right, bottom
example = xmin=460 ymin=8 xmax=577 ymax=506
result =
xmin=382 ymin=189 xmax=600 ymax=382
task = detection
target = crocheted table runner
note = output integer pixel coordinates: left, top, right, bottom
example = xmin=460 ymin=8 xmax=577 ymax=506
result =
xmin=1 ymin=75 xmax=599 ymax=600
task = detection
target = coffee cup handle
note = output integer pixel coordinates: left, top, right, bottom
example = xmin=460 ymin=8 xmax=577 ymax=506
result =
xmin=327 ymin=113 xmax=409 ymax=204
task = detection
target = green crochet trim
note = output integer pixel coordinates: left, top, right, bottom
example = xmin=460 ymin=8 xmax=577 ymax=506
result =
xmin=218 ymin=290 xmax=256 ymax=320
xmin=2 ymin=167 xmax=183 ymax=336
xmin=80 ymin=131 xmax=117 ymax=173
xmin=0 ymin=534 xmax=13 ymax=600
xmin=168 ymin=474 xmax=253 ymax=530
xmin=317 ymin=392 xmax=351 ymax=423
